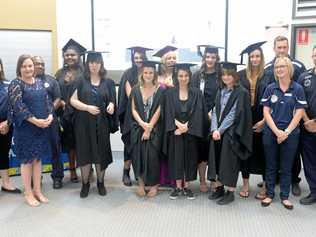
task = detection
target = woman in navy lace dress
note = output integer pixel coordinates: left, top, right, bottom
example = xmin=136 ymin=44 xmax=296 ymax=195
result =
xmin=8 ymin=55 xmax=53 ymax=207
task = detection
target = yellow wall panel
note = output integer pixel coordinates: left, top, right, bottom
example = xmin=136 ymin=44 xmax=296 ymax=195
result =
xmin=0 ymin=0 xmax=58 ymax=72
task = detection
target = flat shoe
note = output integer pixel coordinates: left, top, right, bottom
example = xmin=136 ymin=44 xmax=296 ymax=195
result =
xmin=281 ymin=200 xmax=294 ymax=210
xmin=1 ymin=187 xmax=22 ymax=194
xmin=239 ymin=190 xmax=249 ymax=198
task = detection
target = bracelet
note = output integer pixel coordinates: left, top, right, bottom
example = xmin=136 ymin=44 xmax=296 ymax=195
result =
xmin=284 ymin=128 xmax=291 ymax=135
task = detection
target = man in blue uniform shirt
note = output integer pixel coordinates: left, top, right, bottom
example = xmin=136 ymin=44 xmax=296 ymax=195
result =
xmin=264 ymin=36 xmax=306 ymax=196
xmin=33 ymin=56 xmax=64 ymax=189
xmin=297 ymin=46 xmax=316 ymax=205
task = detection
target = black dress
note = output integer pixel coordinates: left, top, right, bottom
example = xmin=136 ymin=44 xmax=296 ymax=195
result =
xmin=191 ymin=70 xmax=219 ymax=162
xmin=123 ymin=86 xmax=163 ymax=185
xmin=239 ymin=69 xmax=274 ymax=176
xmin=208 ymin=85 xmax=253 ymax=187
xmin=73 ymin=78 xmax=113 ymax=170
xmin=0 ymin=79 xmax=11 ymax=170
xmin=55 ymin=68 xmax=83 ymax=152
xmin=163 ymin=87 xmax=205 ymax=182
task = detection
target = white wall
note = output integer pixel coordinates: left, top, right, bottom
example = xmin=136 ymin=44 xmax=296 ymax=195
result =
xmin=56 ymin=0 xmax=296 ymax=151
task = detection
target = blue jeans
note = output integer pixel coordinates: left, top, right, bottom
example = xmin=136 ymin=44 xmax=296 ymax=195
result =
xmin=263 ymin=131 xmax=299 ymax=200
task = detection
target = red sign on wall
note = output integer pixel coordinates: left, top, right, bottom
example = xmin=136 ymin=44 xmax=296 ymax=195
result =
xmin=297 ymin=29 xmax=309 ymax=45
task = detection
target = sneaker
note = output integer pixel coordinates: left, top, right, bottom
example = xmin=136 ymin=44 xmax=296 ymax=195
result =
xmin=183 ymin=188 xmax=195 ymax=200
xmin=169 ymin=188 xmax=182 ymax=200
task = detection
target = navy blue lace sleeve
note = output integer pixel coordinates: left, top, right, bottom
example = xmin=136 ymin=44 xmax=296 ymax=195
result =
xmin=8 ymin=79 xmax=33 ymax=126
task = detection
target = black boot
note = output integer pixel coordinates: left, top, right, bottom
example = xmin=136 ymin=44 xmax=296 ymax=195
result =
xmin=208 ymin=186 xmax=225 ymax=200
xmin=217 ymin=190 xmax=235 ymax=205
xmin=80 ymin=183 xmax=90 ymax=198
xmin=300 ymin=194 xmax=316 ymax=205
xmin=97 ymin=182 xmax=107 ymax=196
xmin=122 ymin=169 xmax=132 ymax=186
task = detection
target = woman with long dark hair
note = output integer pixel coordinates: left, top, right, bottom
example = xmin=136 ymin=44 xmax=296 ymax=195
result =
xmin=118 ymin=46 xmax=152 ymax=186
xmin=70 ymin=51 xmax=115 ymax=198
xmin=164 ymin=63 xmax=205 ymax=200
xmin=191 ymin=45 xmax=221 ymax=193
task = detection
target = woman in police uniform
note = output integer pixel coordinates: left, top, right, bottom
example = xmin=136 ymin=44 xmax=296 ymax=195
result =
xmin=260 ymin=56 xmax=307 ymax=210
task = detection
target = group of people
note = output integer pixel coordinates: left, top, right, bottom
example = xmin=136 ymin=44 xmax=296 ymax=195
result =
xmin=0 ymin=35 xmax=315 ymax=210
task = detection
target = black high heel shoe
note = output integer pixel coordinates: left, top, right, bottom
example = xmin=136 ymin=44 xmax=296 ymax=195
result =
xmin=97 ymin=182 xmax=107 ymax=196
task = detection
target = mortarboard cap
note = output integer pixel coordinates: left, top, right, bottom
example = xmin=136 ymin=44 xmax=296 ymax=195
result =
xmin=62 ymin=39 xmax=87 ymax=55
xmin=153 ymin=45 xmax=177 ymax=58
xmin=174 ymin=63 xmax=197 ymax=71
xmin=197 ymin=45 xmax=224 ymax=57
xmin=239 ymin=41 xmax=266 ymax=64
xmin=220 ymin=61 xmax=244 ymax=71
xmin=142 ymin=60 xmax=161 ymax=69
xmin=85 ymin=50 xmax=109 ymax=64
xmin=127 ymin=46 xmax=153 ymax=55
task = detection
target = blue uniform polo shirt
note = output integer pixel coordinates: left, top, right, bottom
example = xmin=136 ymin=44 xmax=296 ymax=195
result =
xmin=298 ymin=68 xmax=316 ymax=120
xmin=261 ymin=81 xmax=307 ymax=134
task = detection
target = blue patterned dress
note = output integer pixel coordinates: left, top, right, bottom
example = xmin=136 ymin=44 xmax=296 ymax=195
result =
xmin=8 ymin=78 xmax=53 ymax=163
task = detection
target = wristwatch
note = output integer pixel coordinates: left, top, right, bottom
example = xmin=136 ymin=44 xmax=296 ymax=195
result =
xmin=284 ymin=128 xmax=291 ymax=135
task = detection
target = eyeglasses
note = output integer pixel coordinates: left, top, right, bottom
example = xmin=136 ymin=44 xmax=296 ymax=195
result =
xmin=275 ymin=64 xmax=287 ymax=69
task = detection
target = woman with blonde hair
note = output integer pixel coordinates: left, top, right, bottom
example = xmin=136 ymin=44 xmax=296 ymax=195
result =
xmin=260 ymin=56 xmax=307 ymax=209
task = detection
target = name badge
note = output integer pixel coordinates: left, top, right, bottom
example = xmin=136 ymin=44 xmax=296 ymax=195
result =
xmin=271 ymin=94 xmax=278 ymax=103
xmin=284 ymin=93 xmax=292 ymax=97
xmin=44 ymin=82 xmax=50 ymax=88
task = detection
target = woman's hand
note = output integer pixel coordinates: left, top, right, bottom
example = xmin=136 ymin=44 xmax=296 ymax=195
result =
xmin=212 ymin=130 xmax=221 ymax=141
xmin=0 ymin=121 xmax=9 ymax=135
xmin=141 ymin=130 xmax=151 ymax=141
xmin=253 ymin=120 xmax=265 ymax=133
xmin=86 ymin=105 xmax=100 ymax=115
xmin=276 ymin=130 xmax=288 ymax=144
xmin=106 ymin=102 xmax=115 ymax=115
xmin=304 ymin=119 xmax=316 ymax=133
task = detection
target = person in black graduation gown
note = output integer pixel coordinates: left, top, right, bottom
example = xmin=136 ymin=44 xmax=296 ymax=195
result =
xmin=118 ymin=46 xmax=152 ymax=186
xmin=191 ymin=45 xmax=221 ymax=193
xmin=70 ymin=51 xmax=115 ymax=198
xmin=55 ymin=39 xmax=86 ymax=183
xmin=238 ymin=41 xmax=274 ymax=200
xmin=164 ymin=63 xmax=205 ymax=200
xmin=123 ymin=61 xmax=163 ymax=197
xmin=208 ymin=62 xmax=252 ymax=205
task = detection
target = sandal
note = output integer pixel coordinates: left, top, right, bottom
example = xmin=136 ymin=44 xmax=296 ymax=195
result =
xmin=239 ymin=189 xmax=249 ymax=198
xmin=147 ymin=188 xmax=158 ymax=198
xmin=24 ymin=192 xmax=40 ymax=207
xmin=261 ymin=197 xmax=273 ymax=207
xmin=34 ymin=192 xmax=49 ymax=203
xmin=200 ymin=183 xmax=208 ymax=193
xmin=281 ymin=200 xmax=294 ymax=210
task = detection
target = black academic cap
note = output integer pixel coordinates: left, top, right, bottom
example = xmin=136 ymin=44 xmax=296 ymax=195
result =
xmin=142 ymin=60 xmax=161 ymax=69
xmin=174 ymin=63 xmax=197 ymax=71
xmin=62 ymin=39 xmax=87 ymax=55
xmin=127 ymin=46 xmax=153 ymax=55
xmin=85 ymin=50 xmax=109 ymax=64
xmin=239 ymin=41 xmax=266 ymax=64
xmin=197 ymin=45 xmax=224 ymax=57
xmin=220 ymin=61 xmax=244 ymax=71
xmin=153 ymin=45 xmax=177 ymax=58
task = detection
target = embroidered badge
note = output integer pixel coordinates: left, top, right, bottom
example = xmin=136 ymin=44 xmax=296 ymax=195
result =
xmin=271 ymin=94 xmax=278 ymax=103
xmin=44 ymin=82 xmax=50 ymax=88
xmin=304 ymin=79 xmax=311 ymax=88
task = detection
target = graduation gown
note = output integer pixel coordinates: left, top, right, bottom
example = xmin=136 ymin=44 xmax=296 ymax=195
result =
xmin=73 ymin=78 xmax=113 ymax=170
xmin=55 ymin=68 xmax=84 ymax=151
xmin=191 ymin=70 xmax=219 ymax=162
xmin=163 ymin=87 xmax=205 ymax=181
xmin=123 ymin=86 xmax=163 ymax=185
xmin=239 ymin=69 xmax=274 ymax=175
xmin=208 ymin=85 xmax=252 ymax=187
